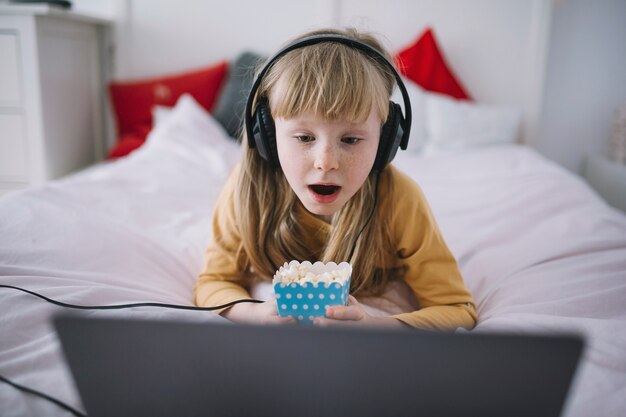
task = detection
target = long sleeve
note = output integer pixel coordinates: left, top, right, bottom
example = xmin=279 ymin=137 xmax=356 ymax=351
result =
xmin=194 ymin=168 xmax=253 ymax=313
xmin=386 ymin=167 xmax=478 ymax=331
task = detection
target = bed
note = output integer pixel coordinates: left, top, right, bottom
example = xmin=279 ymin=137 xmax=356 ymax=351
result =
xmin=1 ymin=90 xmax=625 ymax=416
xmin=2 ymin=7 xmax=626 ymax=416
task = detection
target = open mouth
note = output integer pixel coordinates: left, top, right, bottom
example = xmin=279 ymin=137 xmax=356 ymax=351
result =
xmin=309 ymin=184 xmax=341 ymax=196
xmin=308 ymin=184 xmax=342 ymax=204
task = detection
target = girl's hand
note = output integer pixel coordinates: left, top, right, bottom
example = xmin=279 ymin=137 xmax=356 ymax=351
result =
xmin=222 ymin=300 xmax=296 ymax=326
xmin=313 ymin=296 xmax=408 ymax=329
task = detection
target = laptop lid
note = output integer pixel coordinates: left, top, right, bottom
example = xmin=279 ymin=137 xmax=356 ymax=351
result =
xmin=53 ymin=315 xmax=583 ymax=417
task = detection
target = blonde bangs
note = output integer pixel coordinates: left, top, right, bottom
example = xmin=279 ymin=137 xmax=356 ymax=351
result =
xmin=263 ymin=44 xmax=392 ymax=123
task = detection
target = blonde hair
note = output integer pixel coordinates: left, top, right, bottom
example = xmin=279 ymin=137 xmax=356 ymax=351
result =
xmin=235 ymin=28 xmax=401 ymax=296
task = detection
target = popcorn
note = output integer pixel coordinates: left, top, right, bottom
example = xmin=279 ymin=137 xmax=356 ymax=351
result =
xmin=273 ymin=260 xmax=352 ymax=325
xmin=272 ymin=260 xmax=351 ymax=286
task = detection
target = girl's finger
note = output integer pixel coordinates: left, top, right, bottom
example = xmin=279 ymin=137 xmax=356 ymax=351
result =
xmin=326 ymin=305 xmax=363 ymax=321
xmin=313 ymin=317 xmax=330 ymax=327
xmin=269 ymin=315 xmax=296 ymax=325
xmin=314 ymin=314 xmax=359 ymax=328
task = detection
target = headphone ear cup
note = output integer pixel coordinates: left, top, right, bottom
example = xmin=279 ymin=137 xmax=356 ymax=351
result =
xmin=253 ymin=98 xmax=280 ymax=169
xmin=373 ymin=102 xmax=404 ymax=171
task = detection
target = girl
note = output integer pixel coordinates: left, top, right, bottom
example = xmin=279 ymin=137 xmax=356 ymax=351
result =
xmin=194 ymin=28 xmax=477 ymax=331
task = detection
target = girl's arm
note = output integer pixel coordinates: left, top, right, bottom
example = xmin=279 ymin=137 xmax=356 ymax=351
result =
xmin=393 ymin=303 xmax=477 ymax=330
xmin=314 ymin=296 xmax=410 ymax=329
xmin=195 ymin=168 xmax=295 ymax=326
xmin=313 ymin=296 xmax=476 ymax=331
xmin=222 ymin=300 xmax=296 ymax=325
xmin=387 ymin=167 xmax=478 ymax=331
xmin=315 ymin=167 xmax=478 ymax=331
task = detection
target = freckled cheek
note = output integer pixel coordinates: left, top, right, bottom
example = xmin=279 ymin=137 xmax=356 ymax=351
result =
xmin=281 ymin=157 xmax=306 ymax=177
xmin=279 ymin=149 xmax=312 ymax=186
xmin=277 ymin=141 xmax=309 ymax=167
xmin=342 ymin=150 xmax=377 ymax=174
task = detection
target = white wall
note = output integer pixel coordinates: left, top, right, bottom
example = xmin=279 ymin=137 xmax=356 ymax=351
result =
xmin=70 ymin=0 xmax=626 ymax=176
xmin=534 ymin=0 xmax=626 ymax=174
xmin=335 ymin=0 xmax=551 ymax=148
xmin=102 ymin=0 xmax=547 ymax=143
xmin=110 ymin=0 xmax=339 ymax=79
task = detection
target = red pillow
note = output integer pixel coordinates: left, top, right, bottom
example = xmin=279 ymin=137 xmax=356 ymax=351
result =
xmin=395 ymin=28 xmax=472 ymax=101
xmin=107 ymin=133 xmax=147 ymax=159
xmin=107 ymin=61 xmax=228 ymax=158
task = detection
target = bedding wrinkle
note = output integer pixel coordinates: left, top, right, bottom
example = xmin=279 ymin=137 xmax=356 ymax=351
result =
xmin=0 ymin=332 xmax=56 ymax=368
xmin=0 ymin=188 xmax=202 ymax=283
xmin=474 ymin=266 xmax=626 ymax=320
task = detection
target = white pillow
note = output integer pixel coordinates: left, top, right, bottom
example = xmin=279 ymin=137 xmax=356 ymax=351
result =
xmin=146 ymin=94 xmax=235 ymax=147
xmin=424 ymin=92 xmax=522 ymax=154
xmin=140 ymin=94 xmax=242 ymax=171
xmin=152 ymin=104 xmax=174 ymax=127
xmin=391 ymin=76 xmax=426 ymax=153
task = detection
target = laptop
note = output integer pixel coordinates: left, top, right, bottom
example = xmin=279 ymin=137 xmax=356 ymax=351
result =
xmin=53 ymin=315 xmax=583 ymax=417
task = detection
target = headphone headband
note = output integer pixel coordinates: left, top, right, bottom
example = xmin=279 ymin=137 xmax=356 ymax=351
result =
xmin=245 ymin=33 xmax=412 ymax=151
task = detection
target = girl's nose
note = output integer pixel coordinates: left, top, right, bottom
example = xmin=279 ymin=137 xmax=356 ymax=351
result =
xmin=313 ymin=143 xmax=339 ymax=171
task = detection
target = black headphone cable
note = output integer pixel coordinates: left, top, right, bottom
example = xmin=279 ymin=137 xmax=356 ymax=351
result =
xmin=0 ymin=284 xmax=262 ymax=311
xmin=0 ymin=283 xmax=263 ymax=417
xmin=0 ymin=374 xmax=87 ymax=417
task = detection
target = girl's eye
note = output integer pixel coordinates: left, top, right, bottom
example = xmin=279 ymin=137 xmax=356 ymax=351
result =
xmin=341 ymin=137 xmax=361 ymax=145
xmin=295 ymin=135 xmax=314 ymax=143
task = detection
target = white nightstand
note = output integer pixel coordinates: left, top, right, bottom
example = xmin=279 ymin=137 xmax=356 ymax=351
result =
xmin=583 ymin=155 xmax=626 ymax=213
xmin=0 ymin=4 xmax=112 ymax=196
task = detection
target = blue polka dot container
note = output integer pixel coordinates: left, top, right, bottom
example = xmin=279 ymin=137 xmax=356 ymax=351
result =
xmin=273 ymin=261 xmax=352 ymax=325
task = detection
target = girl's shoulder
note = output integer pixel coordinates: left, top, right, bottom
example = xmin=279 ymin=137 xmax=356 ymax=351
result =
xmin=384 ymin=165 xmax=426 ymax=202
xmin=382 ymin=165 xmax=435 ymax=230
xmin=383 ymin=166 xmax=441 ymax=246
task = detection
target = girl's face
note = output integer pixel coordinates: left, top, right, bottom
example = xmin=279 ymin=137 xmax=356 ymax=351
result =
xmin=274 ymin=109 xmax=381 ymax=222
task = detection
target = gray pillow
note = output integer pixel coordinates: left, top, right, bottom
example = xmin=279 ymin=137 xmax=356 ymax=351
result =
xmin=213 ymin=51 xmax=266 ymax=140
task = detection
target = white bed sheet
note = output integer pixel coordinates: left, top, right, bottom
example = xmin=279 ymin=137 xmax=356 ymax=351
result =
xmin=1 ymin=96 xmax=625 ymax=416
xmin=392 ymin=148 xmax=626 ymax=417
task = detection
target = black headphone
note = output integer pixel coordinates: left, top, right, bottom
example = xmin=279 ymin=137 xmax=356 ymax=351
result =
xmin=244 ymin=33 xmax=412 ymax=172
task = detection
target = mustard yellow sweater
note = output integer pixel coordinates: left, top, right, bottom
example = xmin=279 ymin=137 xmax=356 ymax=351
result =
xmin=195 ymin=165 xmax=477 ymax=331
